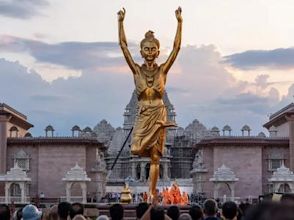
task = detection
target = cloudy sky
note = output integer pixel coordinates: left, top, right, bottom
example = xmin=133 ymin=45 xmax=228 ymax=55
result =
xmin=0 ymin=0 xmax=293 ymax=136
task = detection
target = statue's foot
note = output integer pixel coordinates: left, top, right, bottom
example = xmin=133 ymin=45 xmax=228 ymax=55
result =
xmin=157 ymin=120 xmax=177 ymax=128
xmin=147 ymin=195 xmax=153 ymax=204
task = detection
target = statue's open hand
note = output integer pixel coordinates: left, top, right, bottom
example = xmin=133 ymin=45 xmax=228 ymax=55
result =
xmin=175 ymin=6 xmax=182 ymax=22
xmin=117 ymin=8 xmax=126 ymax=22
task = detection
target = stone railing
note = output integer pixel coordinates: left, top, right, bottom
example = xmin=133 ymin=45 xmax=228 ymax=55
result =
xmin=60 ymin=196 xmax=83 ymax=203
xmin=215 ymin=196 xmax=241 ymax=203
xmin=0 ymin=196 xmax=30 ymax=204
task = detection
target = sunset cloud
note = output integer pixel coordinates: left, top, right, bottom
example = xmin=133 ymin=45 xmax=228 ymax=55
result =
xmin=0 ymin=0 xmax=49 ymax=19
xmin=1 ymin=43 xmax=290 ymax=136
xmin=224 ymin=48 xmax=294 ymax=70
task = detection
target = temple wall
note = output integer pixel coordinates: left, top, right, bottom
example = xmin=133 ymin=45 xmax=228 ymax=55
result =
xmin=212 ymin=146 xmax=262 ymax=199
xmin=7 ymin=145 xmax=39 ymax=196
xmin=202 ymin=147 xmax=214 ymax=198
xmin=86 ymin=147 xmax=99 ymax=195
xmin=37 ymin=145 xmax=86 ymax=197
xmin=6 ymin=143 xmax=104 ymax=200
xmin=262 ymin=146 xmax=289 ymax=194
xmin=276 ymin=122 xmax=289 ymax=137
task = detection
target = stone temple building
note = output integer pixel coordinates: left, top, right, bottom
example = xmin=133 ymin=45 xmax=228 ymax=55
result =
xmin=191 ymin=103 xmax=294 ymax=201
xmin=1 ymin=89 xmax=293 ymax=203
xmin=0 ymin=103 xmax=107 ymax=203
xmin=93 ymin=90 xmax=210 ymax=193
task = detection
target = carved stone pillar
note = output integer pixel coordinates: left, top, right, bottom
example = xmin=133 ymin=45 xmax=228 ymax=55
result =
xmin=213 ymin=183 xmax=219 ymax=199
xmin=163 ymin=163 xmax=169 ymax=181
xmin=286 ymin=115 xmax=294 ymax=171
xmin=274 ymin=183 xmax=280 ymax=193
xmin=4 ymin=183 xmax=10 ymax=204
xmin=140 ymin=162 xmax=146 ymax=181
xmin=0 ymin=115 xmax=11 ymax=174
xmin=230 ymin=183 xmax=235 ymax=201
xmin=96 ymin=170 xmax=107 ymax=202
xmin=194 ymin=173 xmax=203 ymax=193
xmin=20 ymin=182 xmax=26 ymax=203
xmin=131 ymin=161 xmax=136 ymax=179
xmin=66 ymin=183 xmax=71 ymax=202
xmin=80 ymin=183 xmax=87 ymax=204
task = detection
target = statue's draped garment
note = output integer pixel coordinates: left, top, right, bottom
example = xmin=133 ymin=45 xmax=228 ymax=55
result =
xmin=131 ymin=65 xmax=171 ymax=157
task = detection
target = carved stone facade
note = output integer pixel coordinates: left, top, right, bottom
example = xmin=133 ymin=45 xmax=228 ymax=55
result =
xmin=209 ymin=164 xmax=239 ymax=200
xmin=1 ymin=97 xmax=293 ymax=202
xmin=194 ymin=102 xmax=294 ymax=200
xmin=0 ymin=163 xmax=31 ymax=203
xmin=0 ymin=103 xmax=106 ymax=202
xmin=62 ymin=163 xmax=91 ymax=203
xmin=269 ymin=164 xmax=294 ymax=193
xmin=93 ymin=90 xmax=210 ymax=192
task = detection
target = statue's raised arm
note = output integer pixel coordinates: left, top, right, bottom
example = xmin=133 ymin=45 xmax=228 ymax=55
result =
xmin=161 ymin=7 xmax=182 ymax=74
xmin=118 ymin=8 xmax=138 ymax=74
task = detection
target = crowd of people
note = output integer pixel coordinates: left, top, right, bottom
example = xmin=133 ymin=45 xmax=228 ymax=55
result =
xmin=104 ymin=183 xmax=190 ymax=205
xmin=1 ymin=193 xmax=294 ymax=220
xmin=133 ymin=185 xmax=189 ymax=205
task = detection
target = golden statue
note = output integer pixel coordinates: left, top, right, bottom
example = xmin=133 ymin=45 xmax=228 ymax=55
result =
xmin=118 ymin=7 xmax=182 ymax=202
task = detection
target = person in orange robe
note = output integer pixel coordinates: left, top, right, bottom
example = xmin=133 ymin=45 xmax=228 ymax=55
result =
xmin=180 ymin=191 xmax=189 ymax=205
xmin=174 ymin=185 xmax=181 ymax=204
xmin=163 ymin=187 xmax=171 ymax=205
xmin=169 ymin=183 xmax=181 ymax=204
xmin=143 ymin=192 xmax=148 ymax=202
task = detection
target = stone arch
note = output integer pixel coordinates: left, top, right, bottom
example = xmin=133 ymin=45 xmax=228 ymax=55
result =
xmin=45 ymin=125 xmax=54 ymax=137
xmin=211 ymin=127 xmax=220 ymax=136
xmin=24 ymin=132 xmax=32 ymax=137
xmin=210 ymin=164 xmax=239 ymax=201
xmin=70 ymin=182 xmax=83 ymax=201
xmin=241 ymin=125 xmax=251 ymax=136
xmin=10 ymin=183 xmax=21 ymax=197
xmin=258 ymin=132 xmax=266 ymax=137
xmin=62 ymin=163 xmax=91 ymax=203
xmin=222 ymin=125 xmax=232 ymax=136
xmin=216 ymin=182 xmax=231 ymax=200
xmin=83 ymin=127 xmax=92 ymax=133
xmin=269 ymin=164 xmax=294 ymax=193
xmin=9 ymin=126 xmax=19 ymax=137
xmin=81 ymin=127 xmax=93 ymax=137
xmin=71 ymin=125 xmax=81 ymax=137
xmin=278 ymin=183 xmax=291 ymax=193
xmin=0 ymin=164 xmax=31 ymax=203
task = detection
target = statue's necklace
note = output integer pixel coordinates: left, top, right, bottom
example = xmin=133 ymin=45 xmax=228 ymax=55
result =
xmin=142 ymin=65 xmax=157 ymax=88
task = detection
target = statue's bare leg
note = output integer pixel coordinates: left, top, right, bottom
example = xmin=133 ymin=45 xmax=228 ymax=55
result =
xmin=149 ymin=146 xmax=160 ymax=202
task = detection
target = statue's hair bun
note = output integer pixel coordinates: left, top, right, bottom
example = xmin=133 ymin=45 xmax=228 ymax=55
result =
xmin=145 ymin=30 xmax=155 ymax=39
xmin=140 ymin=30 xmax=160 ymax=48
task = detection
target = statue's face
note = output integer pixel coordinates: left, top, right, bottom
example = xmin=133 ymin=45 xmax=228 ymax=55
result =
xmin=140 ymin=41 xmax=159 ymax=62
